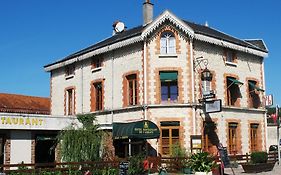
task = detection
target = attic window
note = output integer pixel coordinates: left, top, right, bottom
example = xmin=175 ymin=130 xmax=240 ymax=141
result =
xmin=224 ymin=49 xmax=237 ymax=66
xmin=91 ymin=57 xmax=103 ymax=72
xmin=160 ymin=31 xmax=176 ymax=54
xmin=65 ymin=64 xmax=75 ymax=79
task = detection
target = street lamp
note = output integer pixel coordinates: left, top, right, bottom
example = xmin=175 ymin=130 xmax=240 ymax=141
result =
xmin=201 ymin=68 xmax=212 ymax=81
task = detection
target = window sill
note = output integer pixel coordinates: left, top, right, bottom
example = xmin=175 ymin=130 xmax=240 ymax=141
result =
xmin=159 ymin=54 xmax=178 ymax=58
xmin=65 ymin=74 xmax=74 ymax=80
xmin=225 ymin=61 xmax=237 ymax=67
xmin=91 ymin=67 xmax=102 ymax=73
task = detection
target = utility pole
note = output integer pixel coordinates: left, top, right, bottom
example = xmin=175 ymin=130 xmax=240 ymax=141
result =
xmin=277 ymin=105 xmax=280 ymax=164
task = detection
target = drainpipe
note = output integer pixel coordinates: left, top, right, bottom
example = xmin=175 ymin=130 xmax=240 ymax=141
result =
xmin=190 ymin=38 xmax=196 ymax=135
xmin=80 ymin=58 xmax=84 ymax=114
xmin=144 ymin=41 xmax=148 ymax=120
xmin=262 ymin=60 xmax=268 ymax=151
xmin=111 ymin=51 xmax=115 ymax=124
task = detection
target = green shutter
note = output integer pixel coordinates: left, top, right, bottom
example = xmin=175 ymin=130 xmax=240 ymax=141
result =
xmin=248 ymin=82 xmax=264 ymax=92
xmin=227 ymin=77 xmax=244 ymax=85
xmin=160 ymin=72 xmax=178 ymax=81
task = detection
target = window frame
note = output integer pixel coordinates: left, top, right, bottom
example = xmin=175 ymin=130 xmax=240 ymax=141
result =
xmin=66 ymin=88 xmax=75 ymax=115
xmin=91 ymin=57 xmax=103 ymax=71
xmin=250 ymin=123 xmax=259 ymax=152
xmin=160 ymin=71 xmax=178 ymax=103
xmin=160 ymin=122 xmax=180 ymax=156
xmin=228 ymin=123 xmax=238 ymax=154
xmin=127 ymin=74 xmax=138 ymax=106
xmin=94 ymin=82 xmax=103 ymax=111
xmin=226 ymin=77 xmax=241 ymax=107
xmin=224 ymin=49 xmax=237 ymax=66
xmin=160 ymin=31 xmax=176 ymax=55
xmin=65 ymin=64 xmax=75 ymax=79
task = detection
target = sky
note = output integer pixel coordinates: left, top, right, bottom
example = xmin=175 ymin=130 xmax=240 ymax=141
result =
xmin=0 ymin=0 xmax=280 ymax=105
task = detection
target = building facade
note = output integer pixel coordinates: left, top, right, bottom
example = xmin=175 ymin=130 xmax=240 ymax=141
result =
xmin=0 ymin=93 xmax=77 ymax=167
xmin=45 ymin=2 xmax=268 ymax=157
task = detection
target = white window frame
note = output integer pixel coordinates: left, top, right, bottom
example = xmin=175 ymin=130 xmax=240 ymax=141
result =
xmin=160 ymin=32 xmax=176 ymax=54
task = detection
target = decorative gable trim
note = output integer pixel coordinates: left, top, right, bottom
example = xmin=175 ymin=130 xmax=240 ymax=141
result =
xmin=195 ymin=34 xmax=268 ymax=58
xmin=141 ymin=10 xmax=194 ymax=39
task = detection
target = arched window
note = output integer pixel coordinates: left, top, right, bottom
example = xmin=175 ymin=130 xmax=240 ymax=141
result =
xmin=160 ymin=31 xmax=176 ymax=54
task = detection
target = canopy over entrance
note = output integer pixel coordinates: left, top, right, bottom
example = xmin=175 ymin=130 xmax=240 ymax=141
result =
xmin=112 ymin=120 xmax=160 ymax=139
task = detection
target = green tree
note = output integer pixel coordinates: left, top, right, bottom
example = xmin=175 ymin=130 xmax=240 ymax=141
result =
xmin=57 ymin=113 xmax=102 ymax=162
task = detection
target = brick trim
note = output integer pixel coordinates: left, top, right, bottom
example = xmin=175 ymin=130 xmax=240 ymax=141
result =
xmin=90 ymin=79 xmax=105 ymax=111
xmin=154 ymin=67 xmax=184 ymax=104
xmin=225 ymin=119 xmax=242 ymax=155
xmin=155 ymin=26 xmax=181 ymax=54
xmin=122 ymin=71 xmax=140 ymax=107
xmin=223 ymin=73 xmax=241 ymax=107
xmin=4 ymin=134 xmax=10 ymax=167
xmin=64 ymin=86 xmax=76 ymax=115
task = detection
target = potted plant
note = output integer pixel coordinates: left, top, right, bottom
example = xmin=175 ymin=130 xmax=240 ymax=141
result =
xmin=187 ymin=152 xmax=217 ymax=175
xmin=241 ymin=151 xmax=275 ymax=173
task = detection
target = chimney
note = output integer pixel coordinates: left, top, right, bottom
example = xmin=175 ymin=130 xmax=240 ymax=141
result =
xmin=143 ymin=0 xmax=153 ymax=26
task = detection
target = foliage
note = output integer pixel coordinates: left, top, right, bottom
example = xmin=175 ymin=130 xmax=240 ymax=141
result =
xmin=187 ymin=152 xmax=217 ymax=173
xmin=171 ymin=143 xmax=188 ymax=157
xmin=250 ymin=151 xmax=268 ymax=164
xmin=57 ymin=113 xmax=102 ymax=162
xmin=128 ymin=153 xmax=145 ymax=175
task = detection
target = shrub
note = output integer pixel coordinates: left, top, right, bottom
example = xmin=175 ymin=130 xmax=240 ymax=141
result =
xmin=250 ymin=151 xmax=268 ymax=164
xmin=128 ymin=154 xmax=145 ymax=175
xmin=187 ymin=152 xmax=217 ymax=173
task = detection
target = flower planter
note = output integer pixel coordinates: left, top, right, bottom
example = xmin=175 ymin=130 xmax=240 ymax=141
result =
xmin=241 ymin=162 xmax=275 ymax=173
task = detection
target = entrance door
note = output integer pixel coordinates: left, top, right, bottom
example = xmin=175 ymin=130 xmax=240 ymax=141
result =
xmin=35 ymin=135 xmax=56 ymax=164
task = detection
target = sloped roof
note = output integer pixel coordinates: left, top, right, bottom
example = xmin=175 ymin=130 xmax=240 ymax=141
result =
xmin=45 ymin=14 xmax=268 ymax=69
xmin=0 ymin=93 xmax=50 ymax=115
xmin=184 ymin=21 xmax=267 ymax=52
xmin=244 ymin=39 xmax=267 ymax=51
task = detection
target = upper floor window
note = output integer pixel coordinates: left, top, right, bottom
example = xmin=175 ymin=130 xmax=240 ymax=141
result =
xmin=92 ymin=57 xmax=103 ymax=70
xmin=66 ymin=88 xmax=75 ymax=115
xmin=94 ymin=82 xmax=103 ymax=111
xmin=226 ymin=77 xmax=243 ymax=106
xmin=160 ymin=31 xmax=176 ymax=54
xmin=65 ymin=64 xmax=75 ymax=78
xmin=248 ymin=80 xmax=263 ymax=108
xmin=127 ymin=74 xmax=138 ymax=106
xmin=160 ymin=72 xmax=178 ymax=103
xmin=224 ymin=49 xmax=237 ymax=65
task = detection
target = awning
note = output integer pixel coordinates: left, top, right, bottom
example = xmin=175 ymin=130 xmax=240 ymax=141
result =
xmin=113 ymin=120 xmax=160 ymax=139
xmin=227 ymin=77 xmax=243 ymax=85
xmin=160 ymin=72 xmax=177 ymax=81
xmin=249 ymin=82 xmax=264 ymax=92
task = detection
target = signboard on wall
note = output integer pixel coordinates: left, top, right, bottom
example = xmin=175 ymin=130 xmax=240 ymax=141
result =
xmin=265 ymin=94 xmax=273 ymax=107
xmin=204 ymin=99 xmax=222 ymax=113
xmin=191 ymin=135 xmax=202 ymax=153
xmin=0 ymin=114 xmax=79 ymax=130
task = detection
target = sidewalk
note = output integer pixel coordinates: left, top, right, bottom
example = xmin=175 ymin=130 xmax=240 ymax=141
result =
xmin=224 ymin=164 xmax=281 ymax=175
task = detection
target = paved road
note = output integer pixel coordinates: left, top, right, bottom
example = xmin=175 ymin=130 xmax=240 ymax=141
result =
xmin=224 ymin=164 xmax=281 ymax=175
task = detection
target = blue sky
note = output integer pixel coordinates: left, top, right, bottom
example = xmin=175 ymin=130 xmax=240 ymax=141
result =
xmin=0 ymin=0 xmax=280 ymax=105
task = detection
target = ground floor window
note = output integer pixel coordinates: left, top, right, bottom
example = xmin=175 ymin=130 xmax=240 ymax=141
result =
xmin=160 ymin=121 xmax=180 ymax=156
xmin=113 ymin=139 xmax=146 ymax=158
xmin=35 ymin=135 xmax=56 ymax=165
xmin=228 ymin=122 xmax=238 ymax=154
xmin=250 ymin=123 xmax=259 ymax=152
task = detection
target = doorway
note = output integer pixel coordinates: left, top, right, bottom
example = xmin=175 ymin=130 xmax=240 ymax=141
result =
xmin=35 ymin=135 xmax=56 ymax=164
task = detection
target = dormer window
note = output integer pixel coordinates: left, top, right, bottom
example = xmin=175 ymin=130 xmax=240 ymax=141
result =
xmin=91 ymin=57 xmax=103 ymax=71
xmin=65 ymin=64 xmax=75 ymax=79
xmin=224 ymin=49 xmax=237 ymax=66
xmin=160 ymin=31 xmax=176 ymax=54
